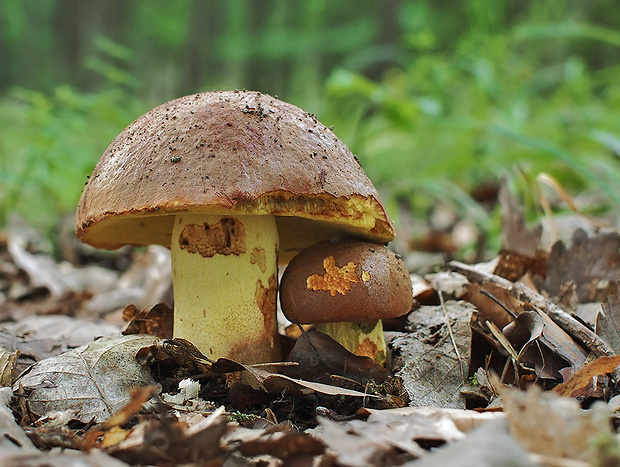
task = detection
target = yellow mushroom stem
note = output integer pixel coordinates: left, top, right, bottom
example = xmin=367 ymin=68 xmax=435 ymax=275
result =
xmin=171 ymin=213 xmax=280 ymax=363
xmin=314 ymin=320 xmax=387 ymax=366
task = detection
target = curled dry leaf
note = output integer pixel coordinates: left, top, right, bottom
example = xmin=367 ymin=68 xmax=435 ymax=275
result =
xmin=503 ymin=308 xmax=588 ymax=382
xmin=13 ymin=334 xmax=160 ymax=423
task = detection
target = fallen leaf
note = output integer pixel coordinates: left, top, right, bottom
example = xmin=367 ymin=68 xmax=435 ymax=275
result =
xmin=465 ymin=282 xmax=518 ymax=329
xmin=501 ymin=384 xmax=616 ymax=462
xmin=502 ymin=308 xmax=588 ymax=381
xmin=234 ymin=422 xmax=325 ymax=460
xmin=283 ymin=330 xmax=390 ymax=385
xmin=553 ymin=355 xmax=620 ymax=398
xmin=121 ymin=303 xmax=173 ymax=338
xmin=390 ymin=300 xmax=473 ymax=408
xmin=413 ymin=418 xmax=536 ymax=467
xmin=13 ymin=334 xmax=160 ymax=422
xmin=0 ymin=387 xmax=36 ymax=452
xmin=313 ymin=407 xmax=503 ymax=466
xmin=498 ymin=180 xmax=543 ymax=257
xmin=425 ymin=270 xmax=471 ymax=299
xmin=0 ymin=347 xmax=17 ymax=386
xmin=0 ymin=449 xmax=130 ymax=467
xmin=227 ymin=362 xmax=383 ymax=399
xmin=0 ymin=315 xmax=121 ymax=376
xmin=7 ymin=240 xmax=85 ymax=299
xmin=108 ymin=406 xmax=227 ymax=465
xmin=138 ymin=337 xmax=213 ymax=373
xmin=146 ymin=337 xmax=384 ymax=400
xmin=596 ymin=292 xmax=620 ymax=354
xmin=540 ymin=229 xmax=620 ymax=303
xmin=494 ymin=249 xmax=548 ymax=283
xmin=83 ymin=385 xmax=160 ymax=449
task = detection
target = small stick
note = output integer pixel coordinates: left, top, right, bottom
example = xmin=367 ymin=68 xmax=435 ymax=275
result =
xmin=479 ymin=289 xmax=518 ymax=319
xmin=448 ymin=260 xmax=614 ymax=358
xmin=439 ymin=292 xmax=466 ymax=383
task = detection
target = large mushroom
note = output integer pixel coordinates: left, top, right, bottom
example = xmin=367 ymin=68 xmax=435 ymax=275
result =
xmin=279 ymin=238 xmax=413 ymax=364
xmin=76 ymin=90 xmax=394 ymax=363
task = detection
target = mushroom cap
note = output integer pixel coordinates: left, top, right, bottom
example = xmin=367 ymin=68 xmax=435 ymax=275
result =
xmin=279 ymin=239 xmax=413 ymax=323
xmin=76 ymin=90 xmax=394 ymax=262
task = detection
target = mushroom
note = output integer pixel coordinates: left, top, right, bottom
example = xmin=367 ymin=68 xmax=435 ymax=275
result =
xmin=279 ymin=238 xmax=413 ymax=365
xmin=76 ymin=90 xmax=395 ymax=364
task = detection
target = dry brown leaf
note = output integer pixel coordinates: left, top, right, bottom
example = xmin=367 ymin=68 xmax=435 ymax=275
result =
xmin=596 ymin=292 xmax=620 ymax=354
xmin=107 ymin=407 xmax=227 ymax=465
xmin=553 ymin=355 xmax=620 ymax=398
xmin=498 ymin=179 xmax=542 ymax=257
xmin=0 ymin=347 xmax=17 ymax=386
xmin=466 ymin=282 xmax=518 ymax=329
xmin=146 ymin=337 xmax=385 ymax=400
xmin=390 ymin=300 xmax=473 ymax=408
xmin=224 ymin=361 xmax=383 ymax=399
xmin=283 ymin=330 xmax=390 ymax=385
xmin=0 ymin=387 xmax=36 ymax=452
xmin=83 ymin=385 xmax=160 ymax=450
xmin=121 ymin=303 xmax=173 ymax=338
xmin=502 ymin=308 xmax=588 ymax=382
xmin=541 ymin=229 xmax=620 ymax=303
xmin=494 ymin=249 xmax=548 ymax=282
xmin=234 ymin=422 xmax=325 ymax=461
xmin=13 ymin=334 xmax=160 ymax=422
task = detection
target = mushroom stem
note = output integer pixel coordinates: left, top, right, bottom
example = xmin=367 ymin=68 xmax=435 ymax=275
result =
xmin=314 ymin=320 xmax=387 ymax=365
xmin=171 ymin=213 xmax=280 ymax=363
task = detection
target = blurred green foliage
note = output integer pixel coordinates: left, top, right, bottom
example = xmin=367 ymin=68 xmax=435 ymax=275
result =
xmin=0 ymin=0 xmax=618 ymax=245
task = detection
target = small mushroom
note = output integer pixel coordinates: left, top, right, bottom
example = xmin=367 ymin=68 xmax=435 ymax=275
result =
xmin=76 ymin=91 xmax=395 ymax=364
xmin=279 ymin=238 xmax=413 ymax=364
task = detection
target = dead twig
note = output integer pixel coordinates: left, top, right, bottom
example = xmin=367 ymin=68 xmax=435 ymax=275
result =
xmin=448 ymin=260 xmax=614 ymax=358
xmin=439 ymin=292 xmax=466 ymax=383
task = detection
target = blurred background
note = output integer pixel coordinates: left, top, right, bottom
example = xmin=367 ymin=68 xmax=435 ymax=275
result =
xmin=1 ymin=0 xmax=619 ymax=261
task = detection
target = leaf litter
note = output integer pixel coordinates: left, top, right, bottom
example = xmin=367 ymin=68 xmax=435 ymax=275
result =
xmin=1 ymin=182 xmax=620 ymax=465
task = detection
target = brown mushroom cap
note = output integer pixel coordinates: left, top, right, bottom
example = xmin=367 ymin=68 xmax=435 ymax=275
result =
xmin=76 ymin=90 xmax=394 ymax=262
xmin=279 ymin=239 xmax=413 ymax=323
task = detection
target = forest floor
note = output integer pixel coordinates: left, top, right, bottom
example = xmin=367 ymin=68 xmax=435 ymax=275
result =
xmin=1 ymin=182 xmax=619 ymax=466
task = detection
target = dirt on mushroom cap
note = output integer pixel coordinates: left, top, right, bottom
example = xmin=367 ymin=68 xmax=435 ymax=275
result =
xmin=76 ymin=90 xmax=394 ymax=262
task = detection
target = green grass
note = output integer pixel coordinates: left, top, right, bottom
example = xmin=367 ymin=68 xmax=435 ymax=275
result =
xmin=1 ymin=2 xmax=618 ymax=253
xmin=0 ymin=85 xmax=145 ymax=236
xmin=320 ymin=18 xmax=620 ymax=236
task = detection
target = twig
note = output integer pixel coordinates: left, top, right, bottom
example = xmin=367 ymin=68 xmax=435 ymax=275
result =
xmin=448 ymin=260 xmax=614 ymax=358
xmin=439 ymin=292 xmax=466 ymax=383
xmin=479 ymin=289 xmax=518 ymax=319
xmin=485 ymin=320 xmax=519 ymax=362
